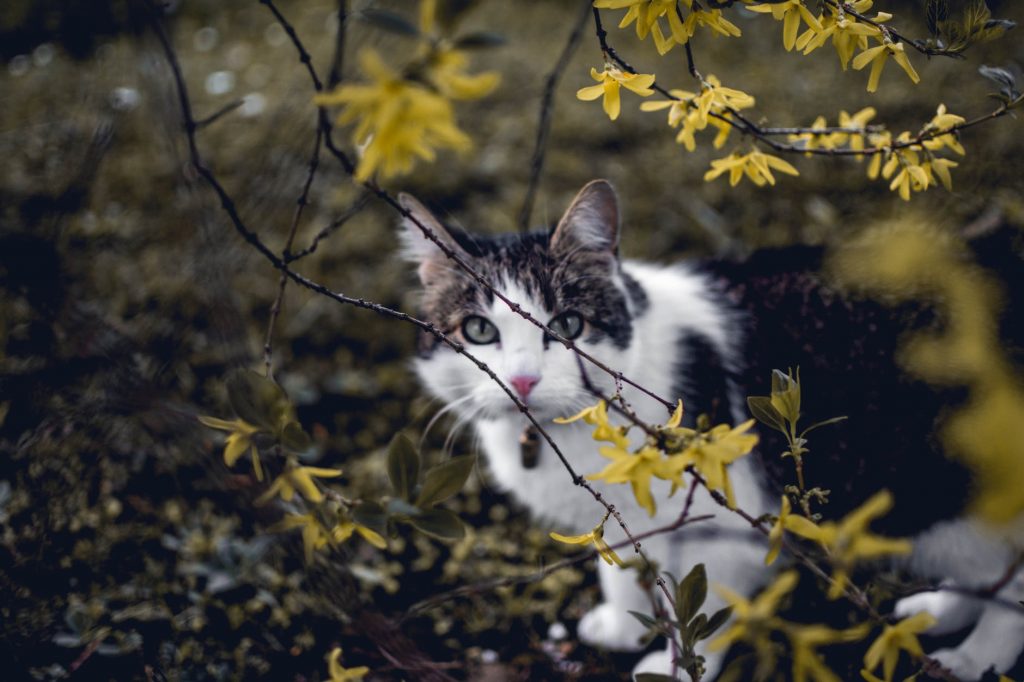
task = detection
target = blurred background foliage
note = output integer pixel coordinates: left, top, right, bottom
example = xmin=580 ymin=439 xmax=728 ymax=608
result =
xmin=1 ymin=0 xmax=1022 ymax=680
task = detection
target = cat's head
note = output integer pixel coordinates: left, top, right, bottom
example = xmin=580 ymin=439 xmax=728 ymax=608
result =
xmin=401 ymin=180 xmax=647 ymax=421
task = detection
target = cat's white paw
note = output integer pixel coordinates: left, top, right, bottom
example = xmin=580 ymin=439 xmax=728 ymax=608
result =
xmin=929 ymin=646 xmax=993 ymax=681
xmin=893 ymin=590 xmax=982 ymax=636
xmin=577 ymin=603 xmax=646 ymax=652
xmin=632 ymin=648 xmax=673 ymax=678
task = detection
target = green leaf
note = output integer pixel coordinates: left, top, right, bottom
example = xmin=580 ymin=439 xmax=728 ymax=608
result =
xmin=685 ymin=613 xmax=708 ymax=646
xmin=453 ymin=31 xmax=506 ymax=49
xmin=387 ymin=434 xmax=420 ymax=502
xmin=416 ymin=455 xmax=475 ymax=508
xmin=800 ymin=415 xmax=848 ymax=437
xmin=635 ymin=674 xmax=679 ymax=682
xmin=699 ymin=605 xmax=734 ymax=641
xmin=278 ymin=421 xmax=311 ymax=452
xmin=747 ymin=396 xmax=785 ymax=432
xmin=674 ymin=563 xmax=707 ymax=627
xmin=352 ymin=501 xmax=388 ymax=537
xmin=627 ymin=610 xmax=660 ymax=631
xmin=226 ymin=369 xmax=290 ymax=430
xmin=359 ymin=9 xmax=420 ymax=37
xmin=405 ymin=508 xmax=466 ymax=540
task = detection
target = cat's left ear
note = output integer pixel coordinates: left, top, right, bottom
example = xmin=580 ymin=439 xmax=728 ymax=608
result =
xmin=398 ymin=193 xmax=469 ymax=287
xmin=549 ymin=179 xmax=620 ymax=258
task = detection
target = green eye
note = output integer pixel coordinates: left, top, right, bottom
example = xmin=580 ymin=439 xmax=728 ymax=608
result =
xmin=548 ymin=311 xmax=584 ymax=340
xmin=461 ymin=315 xmax=499 ymax=344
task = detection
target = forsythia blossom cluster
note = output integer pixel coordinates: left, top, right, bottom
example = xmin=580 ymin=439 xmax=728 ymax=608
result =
xmin=554 ymin=400 xmax=758 ymax=515
xmin=594 ymin=0 xmax=741 ymax=55
xmin=315 ymin=1 xmax=498 ymax=181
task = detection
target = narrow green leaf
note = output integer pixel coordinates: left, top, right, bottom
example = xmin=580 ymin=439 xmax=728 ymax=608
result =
xmin=359 ymin=9 xmax=420 ymax=37
xmin=387 ymin=434 xmax=420 ymax=502
xmin=698 ymin=606 xmax=734 ymax=640
xmin=627 ymin=610 xmax=660 ymax=630
xmin=800 ymin=415 xmax=848 ymax=437
xmin=685 ymin=613 xmax=708 ymax=646
xmin=635 ymin=674 xmax=679 ymax=682
xmin=352 ymin=501 xmax=388 ymax=536
xmin=747 ymin=396 xmax=785 ymax=432
xmin=415 ymin=455 xmax=475 ymax=508
xmin=926 ymin=0 xmax=949 ymax=37
xmin=405 ymin=508 xmax=466 ymax=540
xmin=453 ymin=31 xmax=506 ymax=49
xmin=674 ymin=563 xmax=707 ymax=627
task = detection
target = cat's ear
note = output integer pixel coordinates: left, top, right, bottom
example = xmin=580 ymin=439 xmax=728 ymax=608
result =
xmin=398 ymin=193 xmax=468 ymax=287
xmin=549 ymin=180 xmax=620 ymax=258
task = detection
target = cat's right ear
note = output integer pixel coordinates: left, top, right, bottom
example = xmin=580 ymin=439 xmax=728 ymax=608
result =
xmin=549 ymin=179 xmax=620 ymax=259
xmin=398 ymin=194 xmax=468 ymax=287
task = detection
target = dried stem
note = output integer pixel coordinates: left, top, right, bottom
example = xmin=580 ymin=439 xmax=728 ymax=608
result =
xmin=518 ymin=0 xmax=590 ymax=232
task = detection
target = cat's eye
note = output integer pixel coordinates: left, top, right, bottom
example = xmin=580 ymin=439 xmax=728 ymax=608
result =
xmin=547 ymin=311 xmax=584 ymax=340
xmin=461 ymin=315 xmax=500 ymax=344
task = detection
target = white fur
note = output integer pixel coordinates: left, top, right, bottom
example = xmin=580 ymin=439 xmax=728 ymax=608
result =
xmin=416 ymin=261 xmax=774 ymax=679
xmin=414 ymin=256 xmax=1024 ymax=680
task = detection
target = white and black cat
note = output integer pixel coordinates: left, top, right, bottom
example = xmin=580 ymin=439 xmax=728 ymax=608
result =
xmin=400 ymin=180 xmax=1024 ymax=680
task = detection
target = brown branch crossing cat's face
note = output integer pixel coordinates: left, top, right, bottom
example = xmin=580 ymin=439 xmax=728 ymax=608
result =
xmin=400 ymin=180 xmax=649 ymax=420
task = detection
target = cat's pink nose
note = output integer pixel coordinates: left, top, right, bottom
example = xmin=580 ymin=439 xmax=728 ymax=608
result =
xmin=509 ymin=375 xmax=540 ymax=399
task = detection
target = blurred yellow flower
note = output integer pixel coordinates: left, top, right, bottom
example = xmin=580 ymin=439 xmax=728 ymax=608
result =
xmin=326 ymin=647 xmax=369 ymax=682
xmin=315 ymin=49 xmax=472 ymax=182
xmin=765 ymin=495 xmax=823 ymax=565
xmin=255 ymin=466 xmax=343 ymax=505
xmin=577 ymin=64 xmax=656 ymax=120
xmin=550 ymin=520 xmax=625 ymax=566
xmin=667 ymin=420 xmax=758 ymax=507
xmin=710 ymin=570 xmax=798 ymax=653
xmin=332 ymin=517 xmax=388 ymax=549
xmin=426 ymin=48 xmax=500 ymax=100
xmin=788 ymin=622 xmax=870 ymax=682
xmin=268 ymin=512 xmax=331 ymax=564
xmin=922 ymin=104 xmax=966 ymax=155
xmin=799 ymin=490 xmax=912 ymax=598
xmin=862 ymin=612 xmax=936 ymax=682
xmin=852 ymin=39 xmax=920 ymax=93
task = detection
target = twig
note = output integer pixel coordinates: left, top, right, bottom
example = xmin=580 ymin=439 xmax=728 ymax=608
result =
xmin=517 ymin=0 xmax=590 ymax=232
xmin=327 ymin=0 xmax=348 ymax=89
xmin=288 ymin=190 xmax=371 ymax=262
xmin=263 ymin=125 xmax=323 ymax=378
xmin=150 ymin=1 xmax=664 ymax=602
xmin=195 ymin=98 xmax=244 ymax=129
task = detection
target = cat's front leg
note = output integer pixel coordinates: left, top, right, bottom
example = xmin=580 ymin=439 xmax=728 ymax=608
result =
xmin=577 ymin=559 xmax=650 ymax=652
xmin=929 ymin=569 xmax=1024 ymax=680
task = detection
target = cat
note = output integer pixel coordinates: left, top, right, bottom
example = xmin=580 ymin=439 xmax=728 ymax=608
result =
xmin=400 ymin=179 xmax=1024 ymax=680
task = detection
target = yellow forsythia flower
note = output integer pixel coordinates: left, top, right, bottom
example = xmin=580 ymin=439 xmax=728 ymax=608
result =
xmin=197 ymin=415 xmax=265 ymax=480
xmin=852 ymin=39 xmax=920 ymax=93
xmin=788 ymin=623 xmax=870 ymax=682
xmin=788 ymin=490 xmax=911 ymax=599
xmin=577 ymin=63 xmax=655 ymax=120
xmin=332 ymin=518 xmax=387 ymax=549
xmin=554 ymin=400 xmax=631 ymax=449
xmin=255 ymin=466 xmax=342 ymax=505
xmin=710 ymin=570 xmax=798 ymax=655
xmin=747 ymin=0 xmax=823 ymax=51
xmin=765 ymin=495 xmax=823 ymax=565
xmin=550 ymin=521 xmax=625 ymax=566
xmin=326 ymin=647 xmax=369 ymax=682
xmin=268 ymin=513 xmax=331 ymax=564
xmin=426 ymin=48 xmax=500 ymax=100
xmin=862 ymin=612 xmax=937 ymax=682
xmin=704 ymin=150 xmax=800 ymax=187
xmin=922 ymin=103 xmax=966 ymax=155
xmin=664 ymin=420 xmax=758 ymax=507
xmin=315 ymin=49 xmax=471 ymax=182
xmin=587 ymin=444 xmax=669 ymax=516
